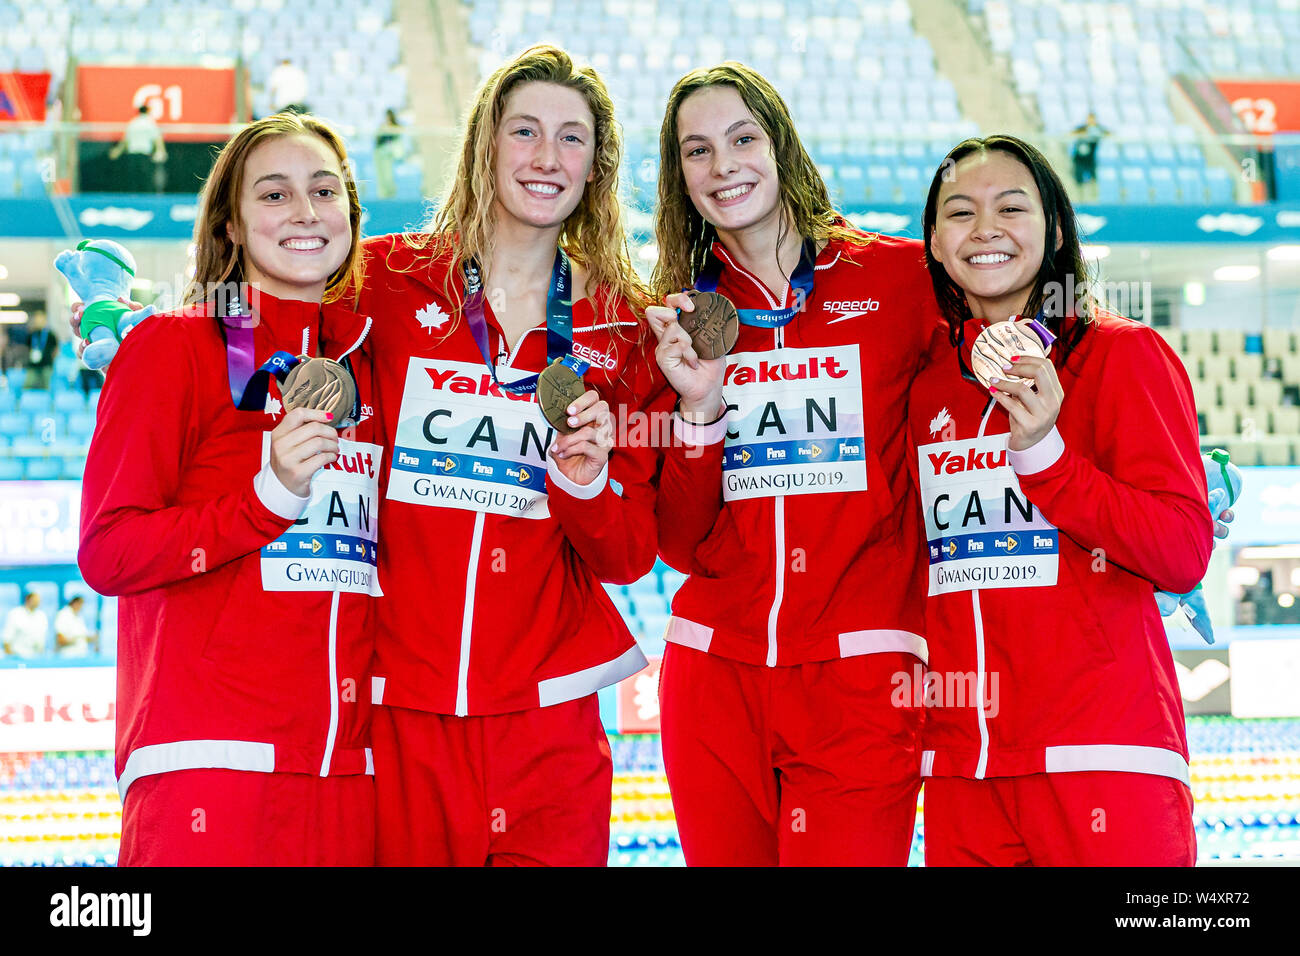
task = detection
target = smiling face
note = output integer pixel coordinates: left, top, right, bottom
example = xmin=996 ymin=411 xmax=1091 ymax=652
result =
xmin=676 ymin=84 xmax=783 ymax=240
xmin=930 ymin=149 xmax=1061 ymax=321
xmin=227 ymin=132 xmax=351 ymax=303
xmin=492 ymin=81 xmax=596 ymax=233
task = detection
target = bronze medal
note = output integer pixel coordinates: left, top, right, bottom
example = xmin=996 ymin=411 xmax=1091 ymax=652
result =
xmin=970 ymin=320 xmax=1047 ymax=390
xmin=680 ymin=291 xmax=740 ymax=360
xmin=281 ymin=355 xmax=358 ymax=427
xmin=536 ymin=358 xmax=587 ymax=435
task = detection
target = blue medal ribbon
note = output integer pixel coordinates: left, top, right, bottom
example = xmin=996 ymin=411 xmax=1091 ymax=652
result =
xmin=694 ymin=237 xmax=818 ymax=328
xmin=462 ymin=247 xmax=589 ymax=394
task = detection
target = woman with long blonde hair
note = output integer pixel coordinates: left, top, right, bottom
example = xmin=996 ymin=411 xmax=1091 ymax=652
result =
xmin=356 ymin=44 xmax=668 ymax=866
xmin=80 ymin=112 xmax=382 ymax=865
xmin=647 ymin=63 xmax=941 ymax=865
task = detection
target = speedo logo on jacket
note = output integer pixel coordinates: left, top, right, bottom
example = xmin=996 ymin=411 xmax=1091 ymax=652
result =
xmin=425 ymin=367 xmax=537 ymax=403
xmin=723 ymin=355 xmax=850 ymax=385
xmin=927 ymin=446 xmax=1009 ymax=475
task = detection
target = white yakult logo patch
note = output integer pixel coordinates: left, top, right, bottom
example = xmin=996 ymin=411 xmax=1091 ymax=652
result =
xmin=918 ymin=433 xmax=1058 ymax=595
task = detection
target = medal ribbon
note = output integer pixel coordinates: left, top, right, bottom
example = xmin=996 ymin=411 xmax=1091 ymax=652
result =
xmin=222 ymin=298 xmax=361 ymax=423
xmin=694 ymin=237 xmax=818 ymax=328
xmin=462 ymin=247 xmax=589 ymax=394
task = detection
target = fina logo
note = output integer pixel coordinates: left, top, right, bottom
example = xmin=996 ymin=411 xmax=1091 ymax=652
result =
xmin=516 ymin=466 xmax=532 ymax=485
xmin=1076 ymin=213 xmax=1108 ymax=236
xmin=847 ymin=211 xmax=911 ymax=233
xmin=734 ymin=446 xmax=755 ymax=466
xmin=944 ymin=539 xmax=958 ymax=558
xmin=996 ymin=533 xmax=1020 ymax=553
xmin=1196 ymin=213 xmax=1263 ymax=236
xmin=310 ymin=537 xmax=324 ymax=555
xmin=436 ymin=455 xmax=460 ymax=474
xmin=78 ymin=206 xmax=155 ymax=231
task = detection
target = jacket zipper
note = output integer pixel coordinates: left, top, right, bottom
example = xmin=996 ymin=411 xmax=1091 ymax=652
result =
xmin=452 ymin=322 xmax=536 ymax=714
xmin=319 ymin=590 xmax=341 ymax=775
xmin=767 ymin=324 xmax=786 ymax=667
xmin=456 ymin=511 xmax=487 ymax=716
xmin=716 ymin=248 xmax=790 ymax=668
xmin=971 ymin=399 xmax=997 ymax=777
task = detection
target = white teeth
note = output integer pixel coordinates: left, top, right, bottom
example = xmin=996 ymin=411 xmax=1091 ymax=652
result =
xmin=523 ymin=182 xmax=560 ymax=196
xmin=969 ymin=253 xmax=1011 ymax=264
xmin=282 ymin=238 xmax=325 ymax=251
xmin=715 ymin=184 xmax=753 ymax=201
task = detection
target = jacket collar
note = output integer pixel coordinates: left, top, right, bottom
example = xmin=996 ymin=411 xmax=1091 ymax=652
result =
xmin=190 ymin=287 xmax=372 ymax=361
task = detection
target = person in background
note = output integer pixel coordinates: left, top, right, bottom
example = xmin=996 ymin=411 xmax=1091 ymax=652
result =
xmin=1070 ymin=112 xmax=1107 ymax=199
xmin=109 ymin=105 xmax=167 ymax=194
xmin=0 ymin=325 xmax=14 ymax=378
xmin=55 ymin=595 xmax=97 ymax=658
xmin=3 ymin=591 xmax=49 ymax=659
xmin=20 ymin=310 xmax=55 ymax=390
xmin=374 ymin=109 xmax=404 ymax=199
xmin=267 ymin=58 xmax=311 ymax=116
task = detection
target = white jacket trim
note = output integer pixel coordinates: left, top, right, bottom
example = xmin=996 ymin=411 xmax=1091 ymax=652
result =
xmin=1044 ymin=744 xmax=1191 ymax=785
xmin=117 ymin=739 xmax=274 ymax=800
xmin=664 ymin=616 xmax=714 ymax=653
xmin=838 ymin=628 xmax=929 ymax=663
xmin=536 ymin=644 xmax=647 ymax=707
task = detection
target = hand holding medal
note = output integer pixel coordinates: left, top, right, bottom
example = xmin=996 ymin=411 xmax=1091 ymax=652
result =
xmin=980 ymin=317 xmax=1066 ymax=452
xmin=646 ymin=291 xmax=729 ymax=423
xmin=545 ymin=371 xmax=615 ymax=487
xmin=268 ymin=406 xmax=341 ymax=497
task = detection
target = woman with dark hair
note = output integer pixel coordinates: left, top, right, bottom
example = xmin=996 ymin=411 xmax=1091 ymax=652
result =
xmin=909 ymin=134 xmax=1211 ymax=865
xmin=647 ymin=63 xmax=942 ymax=865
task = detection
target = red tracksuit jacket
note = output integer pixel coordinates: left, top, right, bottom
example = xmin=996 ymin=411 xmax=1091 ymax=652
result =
xmin=357 ymin=234 xmax=670 ymax=716
xmin=906 ymin=309 xmax=1212 ymax=784
xmin=79 ymin=292 xmax=382 ymax=801
xmin=657 ymin=231 xmax=942 ymax=666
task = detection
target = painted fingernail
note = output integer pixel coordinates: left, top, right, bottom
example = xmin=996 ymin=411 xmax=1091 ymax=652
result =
xmin=990 ymin=377 xmax=1000 ymax=386
xmin=989 ymin=386 xmax=998 ymax=394
xmin=325 ymin=412 xmax=333 ymax=420
xmin=568 ymin=417 xmax=579 ymax=426
xmin=1001 ymin=363 xmax=1013 ymax=372
xmin=1010 ymin=355 xmax=1020 ymax=361
xmin=567 ymin=405 xmax=576 ymax=415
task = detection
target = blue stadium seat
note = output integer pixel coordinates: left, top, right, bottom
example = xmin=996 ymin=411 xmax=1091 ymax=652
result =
xmin=11 ymin=436 xmax=48 ymax=456
xmin=864 ymin=165 xmax=894 ymax=202
xmin=1121 ymin=166 xmax=1150 ymax=203
xmin=1149 ymin=166 xmax=1178 ymax=203
xmin=0 ymin=160 xmax=16 ymax=198
xmin=18 ymin=390 xmax=52 ymax=414
xmin=65 ymin=413 xmax=97 ymax=441
xmin=53 ymin=390 xmax=85 ymax=414
xmin=1177 ymin=167 xmax=1207 ymax=203
xmin=0 ymin=411 xmax=30 ymax=435
xmin=23 ymin=458 xmax=60 ymax=480
xmin=1205 ymin=167 xmax=1235 ymax=204
xmin=1097 ymin=167 xmax=1122 ymax=204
